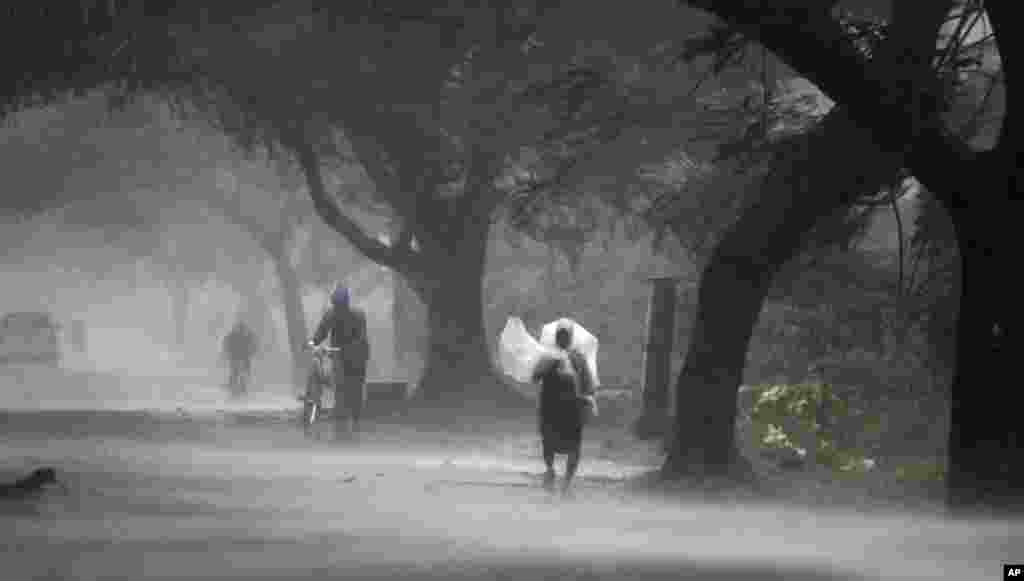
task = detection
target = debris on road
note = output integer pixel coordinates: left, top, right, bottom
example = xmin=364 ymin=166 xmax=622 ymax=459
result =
xmin=0 ymin=467 xmax=68 ymax=499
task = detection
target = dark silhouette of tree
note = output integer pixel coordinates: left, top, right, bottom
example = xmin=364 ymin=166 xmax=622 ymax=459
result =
xmin=2 ymin=3 xmax=710 ymax=410
xmin=672 ymin=0 xmax=1016 ymax=515
xmin=6 ymin=4 xmax=1013 ymax=515
xmin=154 ymin=2 xmax=709 ymax=408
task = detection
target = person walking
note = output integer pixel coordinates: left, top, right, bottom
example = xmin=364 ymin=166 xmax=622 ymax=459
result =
xmin=531 ymin=321 xmax=597 ymax=494
xmin=309 ymin=285 xmax=370 ymax=436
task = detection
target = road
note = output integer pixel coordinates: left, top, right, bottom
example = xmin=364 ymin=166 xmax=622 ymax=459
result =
xmin=0 ymin=362 xmax=1020 ymax=581
xmin=2 ymin=410 xmax=1020 ymax=581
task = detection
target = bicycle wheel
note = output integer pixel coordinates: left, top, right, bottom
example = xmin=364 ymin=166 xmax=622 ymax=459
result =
xmin=303 ymin=400 xmax=319 ymax=428
xmin=301 ymin=371 xmax=323 ymax=431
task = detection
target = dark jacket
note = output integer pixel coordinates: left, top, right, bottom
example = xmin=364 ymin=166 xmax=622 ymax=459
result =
xmin=312 ymin=305 xmax=370 ymax=368
xmin=532 ymin=349 xmax=595 ymax=452
xmin=532 ymin=349 xmax=594 ymax=400
xmin=223 ymin=325 xmax=257 ymax=361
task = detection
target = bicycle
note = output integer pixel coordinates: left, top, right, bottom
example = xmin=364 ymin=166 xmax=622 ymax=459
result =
xmin=300 ymin=344 xmax=340 ymax=433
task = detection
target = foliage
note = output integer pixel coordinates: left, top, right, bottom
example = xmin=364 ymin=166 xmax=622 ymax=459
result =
xmin=680 ymin=1 xmax=1003 ymax=153
xmin=657 ymin=12 xmax=962 ymax=400
xmin=1 ymin=3 xmax=293 ymax=126
xmin=158 ymin=3 xmax=639 ymax=296
xmin=467 ymin=7 xmax=726 ymax=270
xmin=744 ymin=358 xmax=950 ymax=479
xmin=748 ymin=382 xmax=868 ymax=472
xmin=893 ymin=459 xmax=947 ymax=484
xmin=1 ymin=93 xmax=172 ymax=225
xmin=744 ymin=233 xmax=958 ymax=400
xmin=662 ymin=0 xmax=1001 ymax=243
xmin=636 ymin=21 xmax=897 ymax=267
xmin=747 ymin=380 xmax=920 ymax=475
xmin=835 ymin=2 xmax=1001 ymax=151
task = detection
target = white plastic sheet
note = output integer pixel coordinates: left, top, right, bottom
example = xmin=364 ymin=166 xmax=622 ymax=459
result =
xmin=539 ymin=317 xmax=601 ymax=388
xmin=498 ymin=317 xmax=557 ymax=383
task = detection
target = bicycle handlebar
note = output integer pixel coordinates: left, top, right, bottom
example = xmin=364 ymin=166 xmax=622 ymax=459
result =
xmin=308 ymin=343 xmax=341 ymax=353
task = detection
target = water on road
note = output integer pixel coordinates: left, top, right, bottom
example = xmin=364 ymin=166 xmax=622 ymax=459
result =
xmin=1 ymin=367 xmax=1020 ymax=580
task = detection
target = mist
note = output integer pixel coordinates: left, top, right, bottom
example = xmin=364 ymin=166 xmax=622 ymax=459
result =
xmin=0 ymin=95 xmax=404 ymax=414
xmin=1 ymin=3 xmax=1019 ymax=577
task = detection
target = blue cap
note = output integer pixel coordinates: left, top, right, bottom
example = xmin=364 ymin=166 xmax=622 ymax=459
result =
xmin=331 ymin=286 xmax=350 ymax=307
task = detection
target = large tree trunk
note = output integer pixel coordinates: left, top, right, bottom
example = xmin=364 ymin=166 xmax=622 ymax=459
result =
xmin=662 ymin=230 xmax=781 ymax=478
xmin=392 ymin=269 xmax=426 ymax=387
xmin=662 ymin=109 xmax=899 ymax=479
xmin=290 ymin=119 xmax=528 ymax=413
xmin=941 ymin=0 xmax=1022 ymax=518
xmin=270 ymin=253 xmax=309 ymax=389
xmin=945 ymin=168 xmax=1022 ymax=516
xmin=409 ymin=220 xmax=530 ymax=410
xmin=677 ymin=0 xmax=1019 ymax=513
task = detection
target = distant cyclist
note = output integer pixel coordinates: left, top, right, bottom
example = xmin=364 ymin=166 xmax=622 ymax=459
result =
xmin=222 ymin=320 xmax=258 ymax=396
xmin=309 ymin=285 xmax=370 ymax=435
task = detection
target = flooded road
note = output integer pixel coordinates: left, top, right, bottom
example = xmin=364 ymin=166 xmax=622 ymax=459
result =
xmin=2 ymin=408 xmax=1020 ymax=580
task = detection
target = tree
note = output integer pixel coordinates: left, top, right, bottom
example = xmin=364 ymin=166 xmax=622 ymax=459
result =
xmin=659 ymin=102 xmax=903 ymax=479
xmin=899 ymin=188 xmax=960 ymax=390
xmin=673 ymin=0 xmax=1016 ymax=515
xmin=207 ymin=155 xmax=312 ymax=388
xmin=153 ymin=4 xmax=528 ymax=407
xmin=0 ymin=91 xmax=232 ymax=350
xmin=161 ymin=1 xmax=709 ymax=408
xmin=1 ymin=2 xmax=712 ymax=408
xmin=112 ymin=98 xmax=387 ymax=386
xmin=4 ymin=90 xmax=323 ymax=370
xmin=144 ymin=206 xmax=224 ymax=349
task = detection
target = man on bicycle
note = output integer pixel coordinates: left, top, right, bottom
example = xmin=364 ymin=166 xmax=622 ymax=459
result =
xmin=222 ymin=320 xmax=258 ymax=395
xmin=308 ymin=284 xmax=370 ymax=435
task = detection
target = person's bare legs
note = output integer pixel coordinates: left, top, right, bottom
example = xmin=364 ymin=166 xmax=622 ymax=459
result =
xmin=563 ymin=446 xmax=581 ymax=495
xmin=541 ymin=438 xmax=556 ymax=491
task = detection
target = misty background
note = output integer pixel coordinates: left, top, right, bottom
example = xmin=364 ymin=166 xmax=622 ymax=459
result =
xmin=0 ymin=91 xmax=917 ymax=401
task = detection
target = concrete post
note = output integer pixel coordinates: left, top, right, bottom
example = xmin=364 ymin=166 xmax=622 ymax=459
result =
xmin=632 ymin=276 xmax=679 ymax=439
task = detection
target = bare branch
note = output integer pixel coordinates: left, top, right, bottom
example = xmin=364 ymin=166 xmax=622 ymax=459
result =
xmin=935 ymin=1 xmax=985 ymax=70
xmin=339 ymin=110 xmax=452 ymax=253
xmin=394 ymin=224 xmax=414 ymax=253
xmin=681 ymin=0 xmax=983 ymax=206
xmin=287 ymin=127 xmax=410 ymax=270
xmin=890 ymin=185 xmax=906 ymax=297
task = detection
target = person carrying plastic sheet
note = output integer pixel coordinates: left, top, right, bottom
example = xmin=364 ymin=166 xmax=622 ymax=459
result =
xmin=531 ymin=320 xmax=597 ymax=494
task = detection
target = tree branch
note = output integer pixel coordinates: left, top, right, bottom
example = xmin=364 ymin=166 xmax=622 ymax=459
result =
xmin=985 ymin=0 xmax=1015 ymax=162
xmin=456 ymin=139 xmax=506 ymax=226
xmin=890 ymin=185 xmax=906 ymax=297
xmin=681 ymin=0 xmax=983 ymax=206
xmin=339 ymin=108 xmax=452 ymax=254
xmin=394 ymin=223 xmax=415 ymax=253
xmin=287 ymin=127 xmax=410 ymax=270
